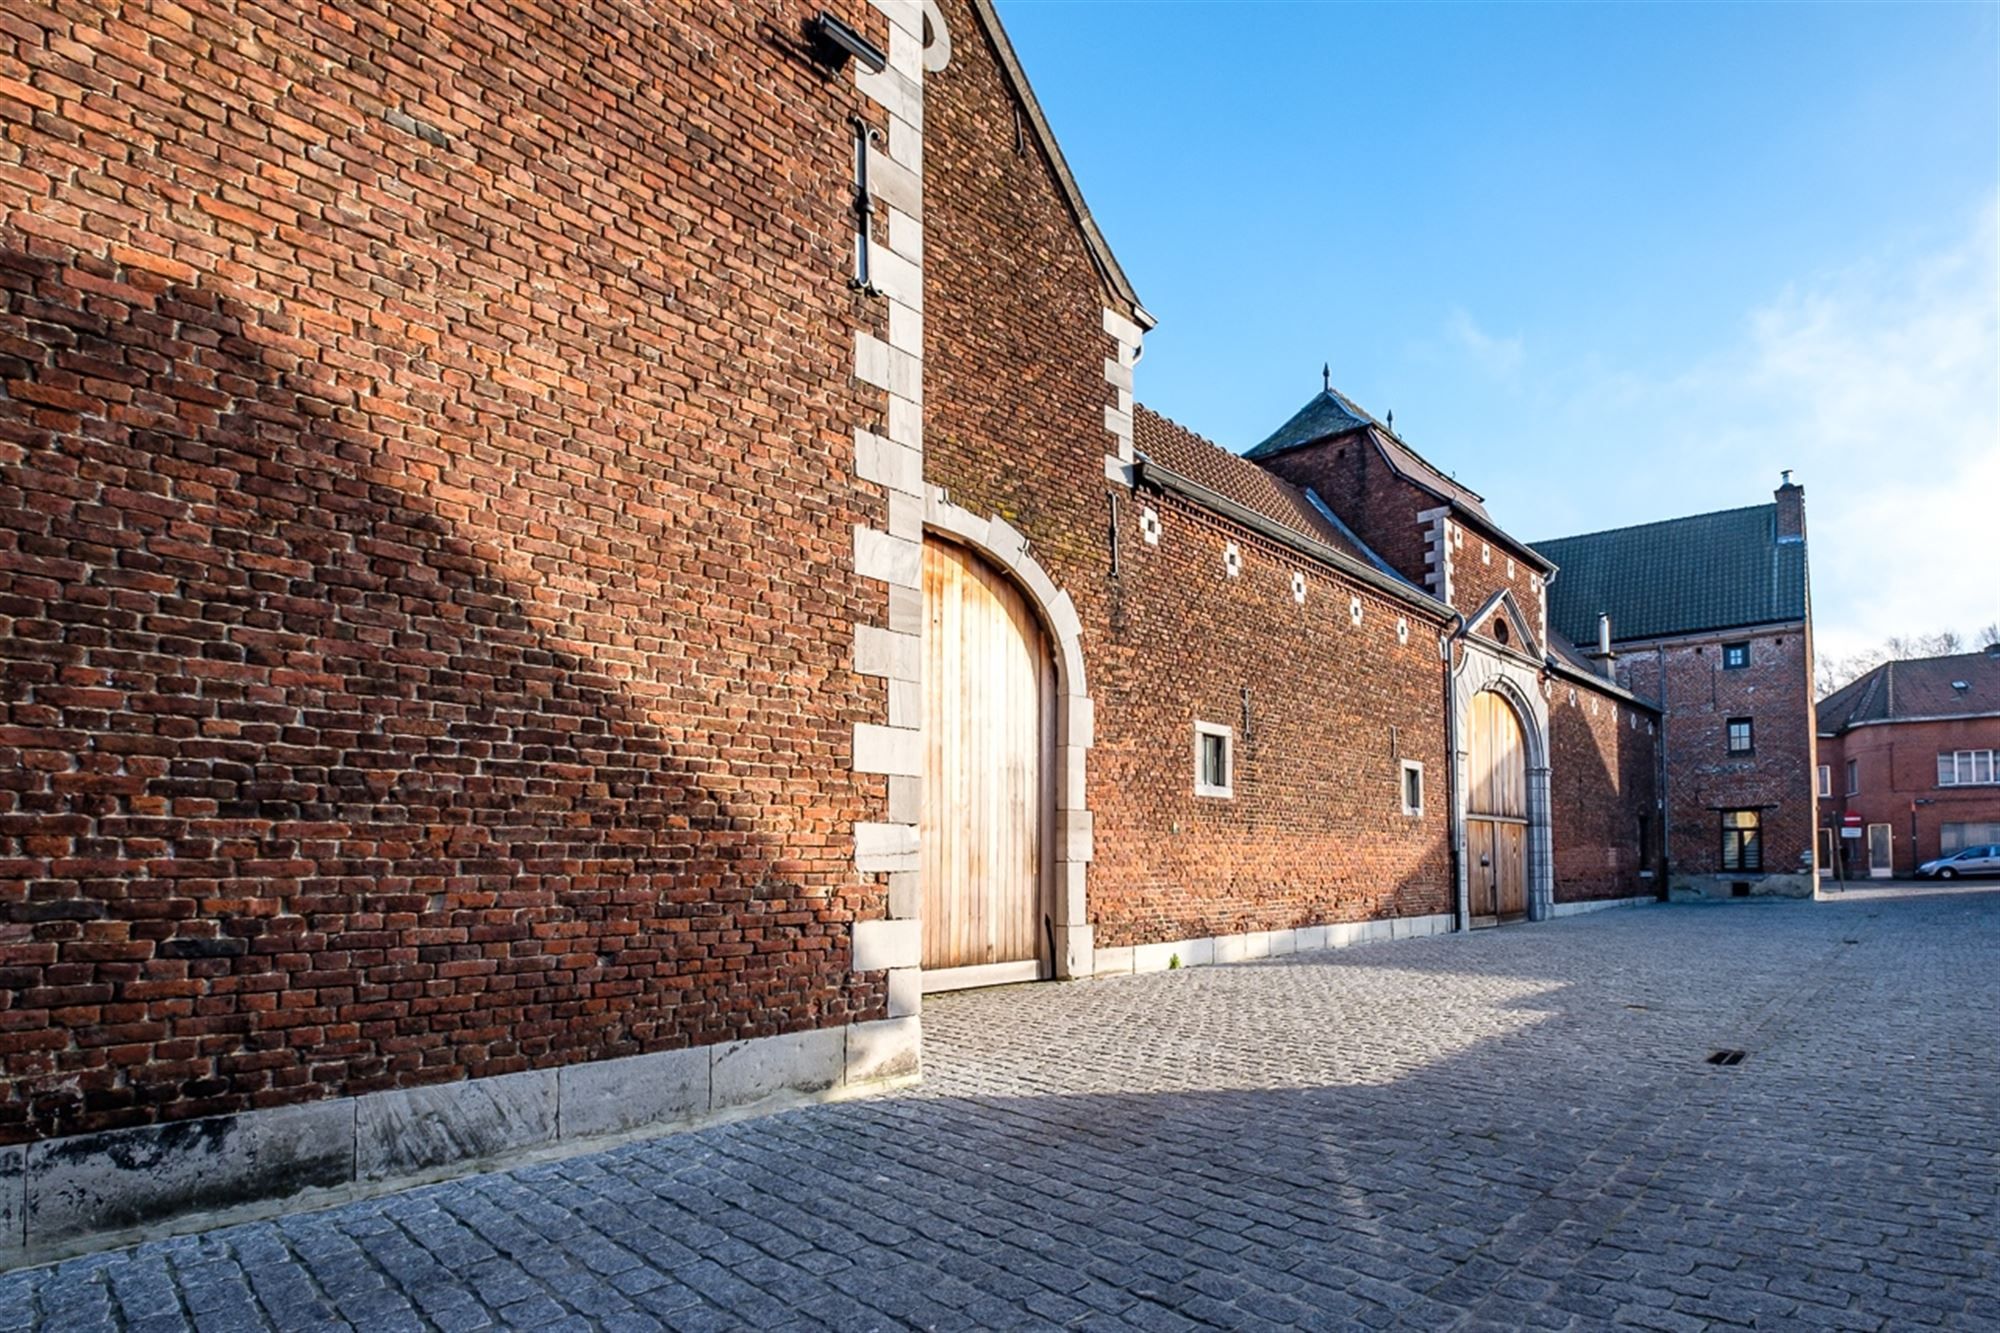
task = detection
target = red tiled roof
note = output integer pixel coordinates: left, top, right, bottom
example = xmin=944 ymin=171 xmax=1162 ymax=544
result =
xmin=1133 ymin=406 xmax=1366 ymax=563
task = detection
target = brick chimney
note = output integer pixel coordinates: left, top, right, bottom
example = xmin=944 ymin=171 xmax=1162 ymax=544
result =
xmin=1775 ymin=470 xmax=1805 ymax=544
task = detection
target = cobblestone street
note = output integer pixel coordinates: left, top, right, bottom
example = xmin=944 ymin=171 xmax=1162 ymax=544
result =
xmin=6 ymin=886 xmax=1996 ymax=1331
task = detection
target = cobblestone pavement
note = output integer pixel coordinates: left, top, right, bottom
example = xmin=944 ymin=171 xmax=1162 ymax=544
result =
xmin=6 ymin=885 xmax=1997 ymax=1330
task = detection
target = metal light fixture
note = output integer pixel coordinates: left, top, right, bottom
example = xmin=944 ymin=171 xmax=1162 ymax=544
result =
xmin=810 ymin=11 xmax=888 ymax=73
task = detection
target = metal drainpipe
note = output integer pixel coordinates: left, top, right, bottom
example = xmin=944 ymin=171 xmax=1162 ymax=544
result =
xmin=1657 ymin=643 xmax=1670 ymax=887
xmin=1441 ymin=609 xmax=1466 ymax=931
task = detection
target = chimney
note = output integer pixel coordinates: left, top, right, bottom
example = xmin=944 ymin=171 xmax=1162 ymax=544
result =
xmin=1775 ymin=470 xmax=1805 ymax=544
xmin=1588 ymin=611 xmax=1617 ymax=679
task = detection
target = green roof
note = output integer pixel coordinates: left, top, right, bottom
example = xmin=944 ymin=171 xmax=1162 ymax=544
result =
xmin=1532 ymin=504 xmax=1807 ymax=645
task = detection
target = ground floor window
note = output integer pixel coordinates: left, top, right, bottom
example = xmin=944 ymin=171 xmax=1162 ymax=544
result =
xmin=1942 ymin=822 xmax=2000 ymax=854
xmin=1193 ymin=721 xmax=1233 ymax=798
xmin=1400 ymin=760 xmax=1424 ymax=816
xmin=1720 ymin=809 xmax=1762 ymax=872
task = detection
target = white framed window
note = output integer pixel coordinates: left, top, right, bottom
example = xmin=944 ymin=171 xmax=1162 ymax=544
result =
xmin=1817 ymin=764 xmax=1830 ymax=798
xmin=1939 ymin=749 xmax=1997 ymax=786
xmin=1400 ymin=760 xmax=1424 ymax=816
xmin=1845 ymin=758 xmax=1858 ymax=795
xmin=1193 ymin=721 xmax=1233 ymax=799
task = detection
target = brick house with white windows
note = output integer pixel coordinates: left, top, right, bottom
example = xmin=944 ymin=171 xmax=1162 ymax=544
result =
xmin=1816 ymin=647 xmax=2000 ymax=877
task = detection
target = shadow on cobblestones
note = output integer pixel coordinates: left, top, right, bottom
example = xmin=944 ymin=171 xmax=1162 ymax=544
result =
xmin=4 ymin=889 xmax=1996 ymax=1331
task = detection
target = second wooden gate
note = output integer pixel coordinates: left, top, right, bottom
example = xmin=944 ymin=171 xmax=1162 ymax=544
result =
xmin=920 ymin=538 xmax=1053 ymax=989
xmin=1466 ymin=690 xmax=1529 ymax=923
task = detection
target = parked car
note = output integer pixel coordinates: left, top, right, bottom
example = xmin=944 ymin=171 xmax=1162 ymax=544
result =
xmin=1916 ymin=845 xmax=2000 ymax=879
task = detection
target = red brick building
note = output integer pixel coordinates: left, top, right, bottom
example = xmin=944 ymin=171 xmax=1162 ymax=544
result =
xmin=1816 ymin=648 xmax=2000 ymax=877
xmin=1536 ymin=485 xmax=1818 ymax=899
xmin=0 ymin=0 xmax=1715 ymax=1259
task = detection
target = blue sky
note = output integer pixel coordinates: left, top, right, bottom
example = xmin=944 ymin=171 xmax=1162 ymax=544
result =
xmin=996 ymin=0 xmax=1999 ymax=664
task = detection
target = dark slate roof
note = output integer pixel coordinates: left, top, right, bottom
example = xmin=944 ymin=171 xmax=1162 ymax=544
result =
xmin=1818 ymin=650 xmax=2000 ymax=733
xmin=1245 ymin=388 xmax=1492 ymax=522
xmin=1531 ymin=504 xmax=1807 ymax=646
xmin=1545 ymin=628 xmax=1662 ymax=711
xmin=1134 ymin=406 xmax=1367 ymax=562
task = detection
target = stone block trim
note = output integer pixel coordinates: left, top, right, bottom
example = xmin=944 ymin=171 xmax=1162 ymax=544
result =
xmin=849 ymin=0 xmax=930 ymax=988
xmin=926 ymin=494 xmax=1098 ymax=977
xmin=5 ymin=1020 xmax=919 ymax=1272
xmin=1093 ymin=912 xmax=1457 ymax=977
xmin=1103 ymin=307 xmax=1144 ymax=483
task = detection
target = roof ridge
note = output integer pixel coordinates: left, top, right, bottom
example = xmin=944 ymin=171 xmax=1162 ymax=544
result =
xmin=1533 ymin=501 xmax=1777 ymax=549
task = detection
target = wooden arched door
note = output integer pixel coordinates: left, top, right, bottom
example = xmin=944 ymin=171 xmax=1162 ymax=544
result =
xmin=1466 ymin=689 xmax=1529 ymax=923
xmin=920 ymin=538 xmax=1053 ymax=988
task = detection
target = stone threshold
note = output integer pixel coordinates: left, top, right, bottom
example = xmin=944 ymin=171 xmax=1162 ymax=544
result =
xmin=1 ymin=1016 xmax=919 ymax=1273
xmin=1091 ymin=911 xmax=1458 ymax=977
xmin=1550 ymin=893 xmax=1659 ymax=917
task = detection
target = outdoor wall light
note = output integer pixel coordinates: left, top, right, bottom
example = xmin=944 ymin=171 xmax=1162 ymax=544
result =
xmin=811 ymin=11 xmax=888 ymax=73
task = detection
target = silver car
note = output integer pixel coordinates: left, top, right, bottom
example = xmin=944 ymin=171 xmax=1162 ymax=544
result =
xmin=1917 ymin=845 xmax=2000 ymax=879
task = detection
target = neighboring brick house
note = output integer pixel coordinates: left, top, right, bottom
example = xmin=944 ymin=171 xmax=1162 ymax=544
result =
xmin=1242 ymin=386 xmax=1662 ymax=924
xmin=1535 ymin=481 xmax=1818 ymax=898
xmin=1816 ymin=647 xmax=2000 ymax=878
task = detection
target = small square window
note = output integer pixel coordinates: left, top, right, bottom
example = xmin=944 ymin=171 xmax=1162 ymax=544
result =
xmin=1194 ymin=722 xmax=1233 ymax=799
xmin=1722 ymin=642 xmax=1750 ymax=669
xmin=1400 ymin=760 xmax=1424 ymax=817
xmin=1726 ymin=717 xmax=1753 ymax=754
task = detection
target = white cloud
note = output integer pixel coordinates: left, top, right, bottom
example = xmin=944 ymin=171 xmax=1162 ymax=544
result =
xmin=1692 ymin=197 xmax=1999 ymax=663
xmin=1445 ymin=307 xmax=1526 ymax=380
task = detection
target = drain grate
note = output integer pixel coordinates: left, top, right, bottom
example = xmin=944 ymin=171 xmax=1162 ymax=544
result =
xmin=1705 ymin=1049 xmax=1748 ymax=1067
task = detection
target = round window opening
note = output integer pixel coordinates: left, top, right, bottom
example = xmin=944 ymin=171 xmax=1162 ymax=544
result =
xmin=1493 ymin=619 xmax=1510 ymax=646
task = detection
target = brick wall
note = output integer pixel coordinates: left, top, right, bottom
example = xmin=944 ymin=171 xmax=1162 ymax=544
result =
xmin=1618 ymin=628 xmax=1816 ymax=882
xmin=0 ymin=0 xmax=893 ymax=1144
xmin=1254 ymin=435 xmax=1435 ymax=590
xmin=1818 ymin=717 xmax=2000 ymax=875
xmin=1548 ymin=674 xmax=1660 ymax=901
xmin=1090 ymin=493 xmax=1452 ymax=947
xmin=1449 ymin=522 xmax=1547 ymax=642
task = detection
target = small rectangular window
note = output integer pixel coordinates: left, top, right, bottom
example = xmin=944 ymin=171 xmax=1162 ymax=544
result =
xmin=1722 ymin=642 xmax=1750 ymax=669
xmin=1726 ymin=717 xmax=1753 ymax=754
xmin=1939 ymin=753 xmax=1956 ymax=787
xmin=1193 ymin=721 xmax=1233 ymax=799
xmin=1721 ymin=809 xmax=1762 ymax=872
xmin=1816 ymin=765 xmax=1830 ymax=798
xmin=1976 ymin=750 xmax=1995 ymax=785
xmin=1846 ymin=758 xmax=1858 ymax=795
xmin=1400 ymin=760 xmax=1424 ymax=816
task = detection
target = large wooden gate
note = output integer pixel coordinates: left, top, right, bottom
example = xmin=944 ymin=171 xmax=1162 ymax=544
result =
xmin=1466 ymin=689 xmax=1529 ymax=923
xmin=920 ymin=538 xmax=1052 ymax=988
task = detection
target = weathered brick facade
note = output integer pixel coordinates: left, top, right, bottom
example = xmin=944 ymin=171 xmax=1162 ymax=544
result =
xmin=0 ymin=0 xmax=1766 ymax=1258
xmin=1618 ymin=629 xmax=1817 ymax=892
xmin=1547 ymin=671 xmax=1661 ymax=902
xmin=0 ymin=0 xmax=902 ymax=1147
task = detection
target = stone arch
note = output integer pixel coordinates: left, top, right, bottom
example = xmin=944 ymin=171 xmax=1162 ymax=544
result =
xmin=1453 ymin=647 xmax=1554 ymax=925
xmin=924 ymin=492 xmax=1095 ymax=978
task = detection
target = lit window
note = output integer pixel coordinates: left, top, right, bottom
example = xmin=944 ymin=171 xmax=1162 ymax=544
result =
xmin=1722 ymin=642 xmax=1750 ymax=670
xmin=1400 ymin=760 xmax=1424 ymax=816
xmin=1721 ymin=810 xmax=1762 ymax=872
xmin=1194 ymin=722 xmax=1232 ymax=799
xmin=1726 ymin=717 xmax=1753 ymax=754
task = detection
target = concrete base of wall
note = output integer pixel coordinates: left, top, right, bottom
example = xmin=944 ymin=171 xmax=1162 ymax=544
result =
xmin=1550 ymin=893 xmax=1658 ymax=917
xmin=1092 ymin=911 xmax=1457 ymax=977
xmin=2 ymin=1017 xmax=920 ymax=1273
xmin=1668 ymin=872 xmax=1815 ymax=901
